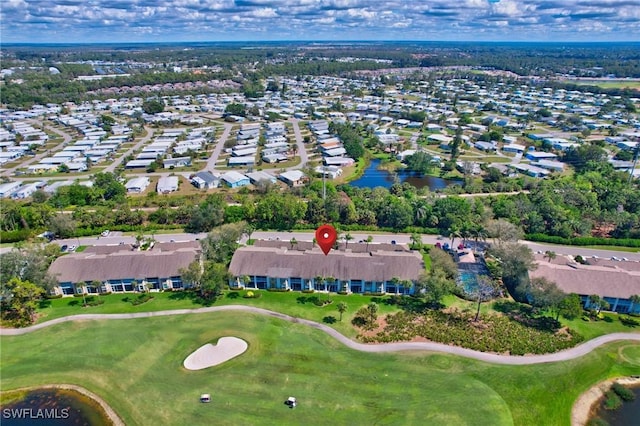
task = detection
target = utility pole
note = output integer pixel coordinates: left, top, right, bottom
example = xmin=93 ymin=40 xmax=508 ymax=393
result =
xmin=629 ymin=144 xmax=639 ymax=184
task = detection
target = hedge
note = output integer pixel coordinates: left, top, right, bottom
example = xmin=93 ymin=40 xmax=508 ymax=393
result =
xmin=0 ymin=229 xmax=32 ymax=243
xmin=526 ymin=233 xmax=640 ymax=248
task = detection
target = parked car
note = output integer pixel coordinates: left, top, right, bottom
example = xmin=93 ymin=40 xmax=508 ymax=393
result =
xmin=101 ymin=230 xmax=110 ymax=237
xmin=68 ymin=245 xmax=77 ymax=252
xmin=60 ymin=244 xmax=68 ymax=252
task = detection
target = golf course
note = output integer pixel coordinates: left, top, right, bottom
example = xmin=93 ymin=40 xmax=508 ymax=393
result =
xmin=2 ymin=306 xmax=640 ymax=425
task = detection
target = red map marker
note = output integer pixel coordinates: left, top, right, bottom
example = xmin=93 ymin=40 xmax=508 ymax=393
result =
xmin=315 ymin=224 xmax=337 ymax=256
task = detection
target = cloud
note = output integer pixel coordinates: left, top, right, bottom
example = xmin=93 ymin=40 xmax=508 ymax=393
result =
xmin=0 ymin=0 xmax=638 ymax=42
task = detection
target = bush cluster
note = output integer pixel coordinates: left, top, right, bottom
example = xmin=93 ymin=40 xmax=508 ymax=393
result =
xmin=611 ymin=383 xmax=635 ymax=402
xmin=131 ymin=294 xmax=154 ymax=306
xmin=360 ymin=309 xmax=584 ymax=355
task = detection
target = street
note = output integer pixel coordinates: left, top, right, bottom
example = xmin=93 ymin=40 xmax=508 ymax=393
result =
xmin=33 ymin=229 xmax=640 ymax=262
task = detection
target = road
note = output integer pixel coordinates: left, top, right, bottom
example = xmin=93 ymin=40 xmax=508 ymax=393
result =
xmin=207 ymin=122 xmax=234 ymax=171
xmin=1 ymin=306 xmax=638 ymax=365
xmin=1 ymin=124 xmax=74 ymax=177
xmin=104 ymin=126 xmax=154 ymax=173
xmin=35 ymin=230 xmax=640 ymax=261
xmin=287 ymin=118 xmax=309 ymax=171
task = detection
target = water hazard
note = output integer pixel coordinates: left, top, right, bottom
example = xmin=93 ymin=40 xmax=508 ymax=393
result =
xmin=348 ymin=159 xmax=460 ymax=190
xmin=1 ymin=388 xmax=113 ymax=425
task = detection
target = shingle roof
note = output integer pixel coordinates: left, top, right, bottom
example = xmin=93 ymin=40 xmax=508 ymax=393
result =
xmin=49 ymin=248 xmax=198 ymax=283
xmin=229 ymin=245 xmax=423 ymax=282
xmin=529 ymin=261 xmax=640 ymax=299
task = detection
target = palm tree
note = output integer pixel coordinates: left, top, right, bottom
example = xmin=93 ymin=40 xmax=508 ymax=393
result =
xmin=365 ymin=235 xmax=373 ymax=252
xmin=73 ymin=282 xmax=87 ymax=306
xmin=390 ymin=276 xmax=401 ymax=295
xmin=410 ymin=233 xmax=422 ymax=250
xmin=544 ymin=251 xmax=557 ymax=263
xmin=90 ymin=280 xmax=103 ymax=298
xmin=344 ymin=233 xmax=353 ymax=249
xmin=337 ymin=302 xmax=348 ymax=321
xmin=449 ymin=227 xmax=461 ymax=248
xmin=242 ymin=275 xmax=251 ymax=289
xmin=130 ymin=280 xmax=138 ymax=293
xmin=630 ymin=295 xmax=640 ymax=313
xmin=401 ymin=280 xmax=413 ymax=296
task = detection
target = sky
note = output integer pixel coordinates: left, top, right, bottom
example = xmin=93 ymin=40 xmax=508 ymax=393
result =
xmin=1 ymin=0 xmax=639 ymax=44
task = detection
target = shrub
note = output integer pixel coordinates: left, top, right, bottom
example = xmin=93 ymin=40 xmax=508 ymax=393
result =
xmin=131 ymin=294 xmax=154 ymax=306
xmin=243 ymin=291 xmax=260 ymax=299
xmin=587 ymin=418 xmax=609 ymax=426
xmin=267 ymin=288 xmax=290 ymax=292
xmin=85 ymin=297 xmax=105 ymax=307
xmin=301 ymin=289 xmax=315 ymax=294
xmin=603 ymin=390 xmax=622 ymax=410
xmin=45 ymin=294 xmax=63 ymax=299
xmin=620 ymin=316 xmax=640 ymax=326
xmin=611 ymin=383 xmax=635 ymax=401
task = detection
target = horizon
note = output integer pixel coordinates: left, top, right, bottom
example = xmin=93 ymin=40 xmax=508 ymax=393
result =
xmin=2 ymin=1 xmax=639 ymax=44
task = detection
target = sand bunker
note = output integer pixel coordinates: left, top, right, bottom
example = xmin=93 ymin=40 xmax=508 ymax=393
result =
xmin=183 ymin=337 xmax=248 ymax=370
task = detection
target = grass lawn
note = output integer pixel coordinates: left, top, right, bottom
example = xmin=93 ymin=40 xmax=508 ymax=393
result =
xmin=2 ymin=311 xmax=639 ymax=425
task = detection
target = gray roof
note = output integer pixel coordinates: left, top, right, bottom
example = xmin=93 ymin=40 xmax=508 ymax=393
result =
xmin=49 ymin=247 xmax=198 ymax=283
xmin=529 ymin=261 xmax=640 ymax=299
xmin=229 ymin=245 xmax=423 ymax=282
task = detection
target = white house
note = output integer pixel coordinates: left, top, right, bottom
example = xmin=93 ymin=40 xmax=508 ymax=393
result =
xmin=157 ymin=176 xmax=179 ymax=194
xmin=126 ymin=177 xmax=151 ymax=193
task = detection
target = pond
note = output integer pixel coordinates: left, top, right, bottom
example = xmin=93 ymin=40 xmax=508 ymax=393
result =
xmin=348 ymin=159 xmax=461 ymax=190
xmin=1 ymin=388 xmax=114 ymax=425
xmin=593 ymin=386 xmax=640 ymax=426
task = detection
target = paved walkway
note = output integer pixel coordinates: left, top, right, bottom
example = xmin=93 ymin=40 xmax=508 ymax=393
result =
xmin=3 ymin=306 xmax=639 ymax=365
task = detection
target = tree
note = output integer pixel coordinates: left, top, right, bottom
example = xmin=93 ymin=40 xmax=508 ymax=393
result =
xmin=343 ymin=233 xmax=353 ymax=249
xmin=180 ymin=260 xmax=204 ymax=291
xmin=289 ymin=237 xmax=298 ymax=250
xmin=588 ymin=294 xmax=609 ymax=315
xmin=200 ymin=222 xmax=247 ymax=264
xmin=630 ymin=295 xmax=640 ymax=312
xmin=365 ymin=235 xmax=373 ymax=252
xmin=486 ymin=219 xmax=523 ymax=244
xmin=199 ymin=262 xmax=229 ymax=302
xmin=224 ymin=103 xmax=246 ymax=117
xmin=90 ymin=280 xmax=103 ymax=297
xmin=486 ymin=242 xmax=536 ymax=296
xmin=1 ymin=277 xmax=45 ymax=327
xmin=73 ymin=282 xmax=87 ymax=306
xmin=417 ymin=268 xmax=455 ymax=306
xmin=522 ymin=277 xmax=566 ymax=318
xmin=469 ymin=275 xmax=499 ymax=322
xmin=47 ymin=213 xmax=77 ymax=239
xmin=543 ymin=250 xmax=557 ymax=263
xmin=337 ymin=302 xmax=348 ymax=321
xmin=366 ymin=302 xmax=379 ymax=324
xmin=142 ymin=99 xmax=164 ymax=114
xmin=93 ymin=172 xmax=126 ymax=203
xmin=559 ymin=293 xmax=583 ymax=320
xmin=410 ymin=232 xmax=422 ymax=250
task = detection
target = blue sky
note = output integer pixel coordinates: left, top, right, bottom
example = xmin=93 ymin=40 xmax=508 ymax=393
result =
xmin=2 ymin=0 xmax=639 ymax=43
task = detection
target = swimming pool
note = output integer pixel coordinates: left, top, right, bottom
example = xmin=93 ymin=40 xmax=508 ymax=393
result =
xmin=458 ymin=271 xmax=479 ymax=294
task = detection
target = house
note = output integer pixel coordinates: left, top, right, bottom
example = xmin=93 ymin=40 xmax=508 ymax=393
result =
xmin=427 ymin=134 xmax=452 ymax=144
xmin=227 ymin=156 xmax=255 ymax=167
xmin=511 ymin=163 xmax=550 ymax=178
xmin=525 ymin=151 xmax=558 ymax=161
xmin=190 ymin=171 xmax=220 ymax=189
xmin=529 ymin=257 xmax=640 ymax=314
xmin=221 ymin=171 xmax=250 ymax=188
xmin=0 ymin=181 xmax=22 ymax=198
xmin=246 ymin=171 xmax=277 ymax=185
xmin=157 ymin=176 xmax=179 ymax=194
xmin=163 ymin=156 xmax=192 ymax=169
xmin=11 ymin=182 xmax=43 ymax=199
xmin=474 ymin=141 xmax=497 ymax=152
xmin=48 ymin=242 xmax=200 ymax=294
xmin=279 ymin=170 xmax=305 ymax=187
xmin=502 ymin=144 xmax=526 ymax=154
xmin=532 ymin=160 xmax=565 ymax=172
xmin=324 ymin=157 xmax=355 ymax=166
xmin=228 ymin=241 xmax=423 ymax=294
xmin=315 ymin=165 xmax=342 ymax=179
xmin=126 ymin=177 xmax=151 ymax=193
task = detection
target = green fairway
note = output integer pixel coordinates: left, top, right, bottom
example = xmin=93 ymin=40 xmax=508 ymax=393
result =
xmin=1 ymin=311 xmax=639 ymax=425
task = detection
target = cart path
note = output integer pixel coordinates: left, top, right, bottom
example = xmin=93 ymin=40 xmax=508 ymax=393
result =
xmin=2 ymin=306 xmax=639 ymax=365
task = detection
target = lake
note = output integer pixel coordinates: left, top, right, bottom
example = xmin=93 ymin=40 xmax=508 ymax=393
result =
xmin=348 ymin=159 xmax=460 ymax=190
xmin=1 ymin=388 xmax=113 ymax=425
xmin=593 ymin=386 xmax=640 ymax=426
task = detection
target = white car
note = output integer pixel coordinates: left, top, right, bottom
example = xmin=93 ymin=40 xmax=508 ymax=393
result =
xmin=101 ymin=230 xmax=110 ymax=237
xmin=68 ymin=245 xmax=77 ymax=252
